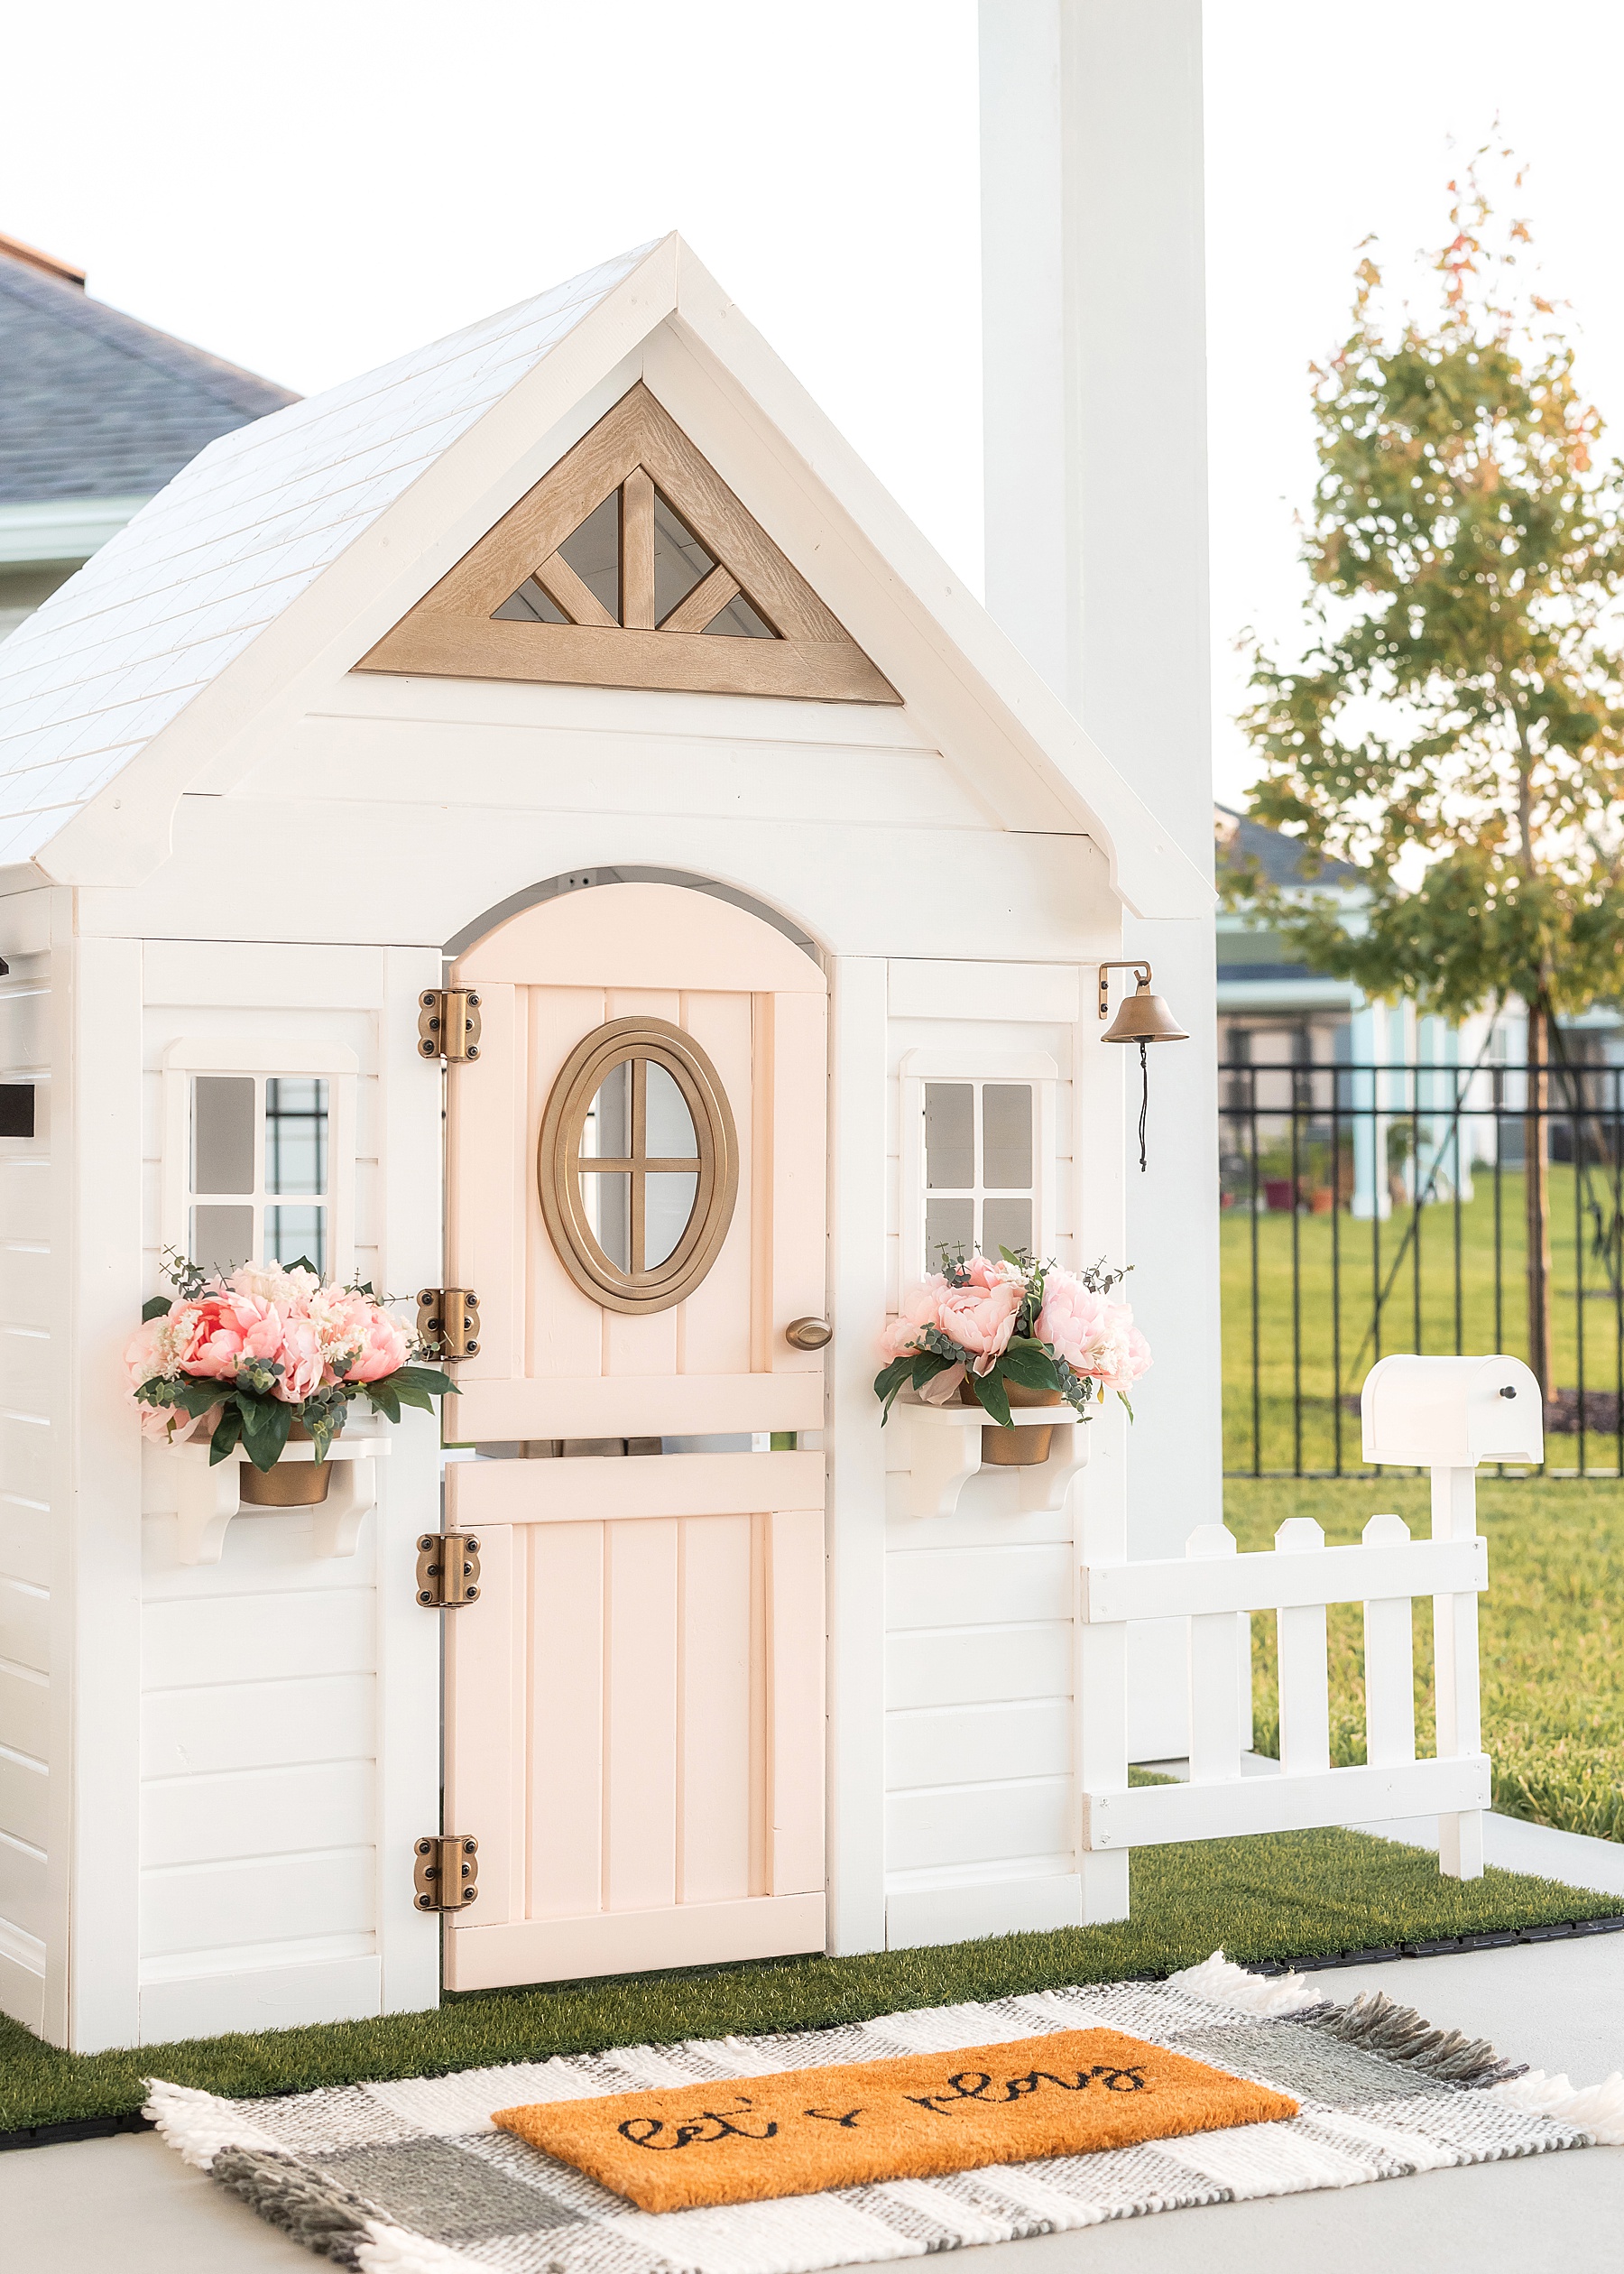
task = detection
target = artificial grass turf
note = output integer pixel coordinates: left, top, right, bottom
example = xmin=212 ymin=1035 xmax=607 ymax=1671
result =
xmin=1229 ymin=1476 xmax=1624 ymax=1843
xmin=3 ymin=1822 xmax=1618 ymax=2134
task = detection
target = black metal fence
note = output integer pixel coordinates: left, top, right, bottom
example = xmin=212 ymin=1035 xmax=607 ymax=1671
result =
xmin=1220 ymin=1057 xmax=1624 ymax=1477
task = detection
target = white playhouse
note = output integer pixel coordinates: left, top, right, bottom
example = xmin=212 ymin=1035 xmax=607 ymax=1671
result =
xmin=0 ymin=236 xmax=1521 ymax=2056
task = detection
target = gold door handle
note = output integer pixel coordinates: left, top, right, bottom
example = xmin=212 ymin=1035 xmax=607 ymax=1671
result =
xmin=785 ymin=1317 xmax=833 ymax=1351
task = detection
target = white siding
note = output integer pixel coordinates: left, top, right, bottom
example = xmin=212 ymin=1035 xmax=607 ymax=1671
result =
xmin=135 ymin=945 xmax=439 ymax=2039
xmin=879 ymin=987 xmax=1091 ymax=1939
xmin=0 ymin=939 xmax=50 ymax=2029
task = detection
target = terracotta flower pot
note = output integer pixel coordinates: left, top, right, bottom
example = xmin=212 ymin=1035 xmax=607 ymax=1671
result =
xmin=237 ymin=1420 xmax=333 ymax=1508
xmin=959 ymin=1375 xmax=1067 ymax=1465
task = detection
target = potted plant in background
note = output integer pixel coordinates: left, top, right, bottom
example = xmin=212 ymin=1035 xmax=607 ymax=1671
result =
xmin=874 ymin=1251 xmax=1150 ymax=1465
xmin=125 ymin=1255 xmax=454 ymax=1504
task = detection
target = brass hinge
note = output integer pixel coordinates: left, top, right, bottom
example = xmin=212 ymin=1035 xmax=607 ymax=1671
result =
xmin=416 ymin=1531 xmax=481 ymax=1607
xmin=413 ymin=1834 xmax=479 ymax=1912
xmin=417 ymin=1287 xmax=480 ymax=1359
xmin=418 ymin=988 xmax=482 ymax=1062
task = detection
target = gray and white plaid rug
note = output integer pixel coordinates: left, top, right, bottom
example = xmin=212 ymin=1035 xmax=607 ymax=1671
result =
xmin=146 ymin=1952 xmax=1624 ymax=2274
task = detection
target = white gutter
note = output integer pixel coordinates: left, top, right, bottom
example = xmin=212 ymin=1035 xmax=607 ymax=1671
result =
xmin=1217 ymin=977 xmax=1364 ymax=1012
xmin=0 ymin=495 xmax=151 ymax=566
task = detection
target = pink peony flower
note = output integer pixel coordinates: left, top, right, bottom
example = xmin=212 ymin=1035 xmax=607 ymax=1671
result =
xmin=337 ymin=1307 xmax=411 ymax=1384
xmin=273 ymin=1312 xmax=327 ymax=1402
xmin=1038 ymin=1269 xmax=1151 ymax=1391
xmin=177 ymin=1290 xmax=285 ymax=1381
xmin=1034 ymin=1271 xmax=1114 ymax=1373
xmin=880 ymin=1275 xmax=946 ymax=1361
xmin=1093 ymin=1317 xmax=1152 ymax=1396
xmin=965 ymin=1253 xmax=1025 ymax=1291
xmin=124 ymin=1315 xmax=172 ymax=1392
xmin=227 ymin=1261 xmax=318 ymax=1308
xmin=936 ymin=1276 xmax=1021 ymax=1375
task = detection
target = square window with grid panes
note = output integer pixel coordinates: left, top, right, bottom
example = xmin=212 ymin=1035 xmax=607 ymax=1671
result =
xmin=922 ymin=1080 xmax=1036 ymax=1268
xmin=189 ymin=1075 xmax=329 ymax=1276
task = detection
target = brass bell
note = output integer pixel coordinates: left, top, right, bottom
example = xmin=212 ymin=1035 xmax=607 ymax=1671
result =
xmin=1097 ymin=962 xmax=1188 ymax=1173
xmin=1101 ymin=967 xmax=1189 ymax=1046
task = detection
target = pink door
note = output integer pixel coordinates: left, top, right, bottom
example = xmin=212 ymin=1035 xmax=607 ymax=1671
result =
xmin=438 ymin=883 xmax=828 ymax=1990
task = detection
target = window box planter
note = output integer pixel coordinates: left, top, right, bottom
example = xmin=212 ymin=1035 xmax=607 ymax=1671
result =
xmin=166 ymin=1434 xmax=391 ymax=1566
xmin=897 ymin=1395 xmax=1089 ymax=1521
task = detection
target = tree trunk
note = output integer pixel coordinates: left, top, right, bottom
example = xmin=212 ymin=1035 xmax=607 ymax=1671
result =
xmin=1525 ymin=999 xmax=1555 ymax=1396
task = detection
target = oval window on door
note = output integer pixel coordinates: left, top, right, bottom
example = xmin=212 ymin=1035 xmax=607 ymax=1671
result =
xmin=539 ymin=1017 xmax=740 ymax=1314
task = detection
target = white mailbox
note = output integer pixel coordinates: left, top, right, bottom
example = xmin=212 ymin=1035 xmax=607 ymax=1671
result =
xmin=1361 ymin=1353 xmax=1543 ymax=1469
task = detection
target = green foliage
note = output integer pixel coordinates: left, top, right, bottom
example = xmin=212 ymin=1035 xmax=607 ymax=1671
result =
xmin=873 ymin=1252 xmax=1125 ymax=1425
xmin=1 ymin=1825 xmax=1614 ymax=2132
xmin=134 ymin=1364 xmax=454 ymax=1471
xmin=1237 ymin=153 xmax=1624 ymax=1022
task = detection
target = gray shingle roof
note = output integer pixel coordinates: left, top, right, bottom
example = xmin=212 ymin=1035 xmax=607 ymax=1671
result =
xmin=0 ymin=243 xmax=658 ymax=862
xmin=1214 ymin=802 xmax=1360 ymax=891
xmin=0 ymin=245 xmax=299 ymax=505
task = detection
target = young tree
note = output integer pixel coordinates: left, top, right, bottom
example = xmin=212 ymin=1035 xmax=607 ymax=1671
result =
xmin=1236 ymin=157 xmax=1624 ymax=1393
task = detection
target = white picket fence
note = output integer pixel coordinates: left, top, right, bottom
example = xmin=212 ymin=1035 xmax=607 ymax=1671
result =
xmin=1076 ymin=1467 xmax=1492 ymax=1925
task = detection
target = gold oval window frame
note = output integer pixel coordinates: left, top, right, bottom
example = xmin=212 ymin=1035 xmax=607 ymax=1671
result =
xmin=539 ymin=1016 xmax=740 ymax=1316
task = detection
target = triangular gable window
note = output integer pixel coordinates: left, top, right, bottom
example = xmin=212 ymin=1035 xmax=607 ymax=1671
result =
xmin=359 ymin=384 xmax=895 ymax=703
xmin=492 ymin=578 xmax=568 ymax=625
xmin=652 ymin=492 xmax=715 ymax=623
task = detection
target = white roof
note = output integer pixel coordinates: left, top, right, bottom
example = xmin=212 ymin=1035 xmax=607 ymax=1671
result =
xmin=0 ymin=236 xmax=1210 ymax=917
xmin=0 ymin=245 xmax=654 ymax=864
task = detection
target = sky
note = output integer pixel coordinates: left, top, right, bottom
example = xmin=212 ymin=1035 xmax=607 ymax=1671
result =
xmin=5 ymin=1 xmax=1624 ymax=809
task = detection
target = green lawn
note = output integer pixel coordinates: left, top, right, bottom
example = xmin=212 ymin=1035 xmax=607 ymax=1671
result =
xmin=1220 ymin=1161 xmax=1624 ymax=1848
xmin=3 ymin=1823 xmax=1616 ymax=2135
xmin=1228 ymin=1477 xmax=1624 ymax=1843
xmin=1223 ymin=1165 xmax=1624 ymax=1475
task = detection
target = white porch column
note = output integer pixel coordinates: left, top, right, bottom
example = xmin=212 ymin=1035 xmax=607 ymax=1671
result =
xmin=980 ymin=2 xmax=1218 ymax=1754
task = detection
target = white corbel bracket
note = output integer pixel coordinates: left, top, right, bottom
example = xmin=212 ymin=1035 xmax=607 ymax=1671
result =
xmin=896 ymin=1399 xmax=1090 ymax=1520
xmin=167 ymin=1436 xmax=391 ymax=1565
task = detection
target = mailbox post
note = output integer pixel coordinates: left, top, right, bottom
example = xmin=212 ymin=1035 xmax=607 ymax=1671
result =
xmin=1361 ymin=1354 xmax=1544 ymax=1878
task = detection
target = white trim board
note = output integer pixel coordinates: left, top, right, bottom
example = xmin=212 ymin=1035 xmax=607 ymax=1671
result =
xmin=0 ymin=1921 xmax=45 ymax=2034
xmin=887 ymin=1872 xmax=1082 ymax=1950
xmin=138 ymin=1954 xmax=381 ymax=2044
xmin=890 ymin=962 xmax=1080 ymax=1023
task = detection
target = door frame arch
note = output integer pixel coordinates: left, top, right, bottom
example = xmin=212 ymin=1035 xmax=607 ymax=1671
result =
xmin=442 ymin=865 xmax=824 ymax=967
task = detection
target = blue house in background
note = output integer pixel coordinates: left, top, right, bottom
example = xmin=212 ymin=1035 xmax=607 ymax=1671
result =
xmin=1216 ymin=804 xmax=1624 ymax=1219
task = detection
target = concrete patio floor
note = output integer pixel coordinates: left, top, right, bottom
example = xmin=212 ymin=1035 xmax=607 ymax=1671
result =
xmin=3 ymin=1908 xmax=1620 ymax=2270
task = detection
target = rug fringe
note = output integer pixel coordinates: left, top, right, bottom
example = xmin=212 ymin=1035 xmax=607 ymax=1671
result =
xmin=355 ymin=2219 xmax=486 ymax=2271
xmin=1167 ymin=1949 xmax=1324 ymax=2017
xmin=211 ymin=2147 xmax=378 ymax=2265
xmin=1490 ymin=2067 xmax=1624 ymax=2144
xmin=1298 ymin=1991 xmax=1523 ymax=2087
xmin=142 ymin=2077 xmax=285 ymax=2170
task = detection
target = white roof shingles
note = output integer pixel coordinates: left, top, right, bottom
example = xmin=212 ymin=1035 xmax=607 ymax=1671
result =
xmin=0 ymin=244 xmax=657 ymax=864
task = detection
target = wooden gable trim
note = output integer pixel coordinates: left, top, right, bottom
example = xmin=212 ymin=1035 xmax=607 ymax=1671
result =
xmin=356 ymin=383 xmax=899 ymax=704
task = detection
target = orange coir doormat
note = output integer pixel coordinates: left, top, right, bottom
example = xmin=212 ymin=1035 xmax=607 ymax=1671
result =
xmin=492 ymin=2028 xmax=1297 ymax=2212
